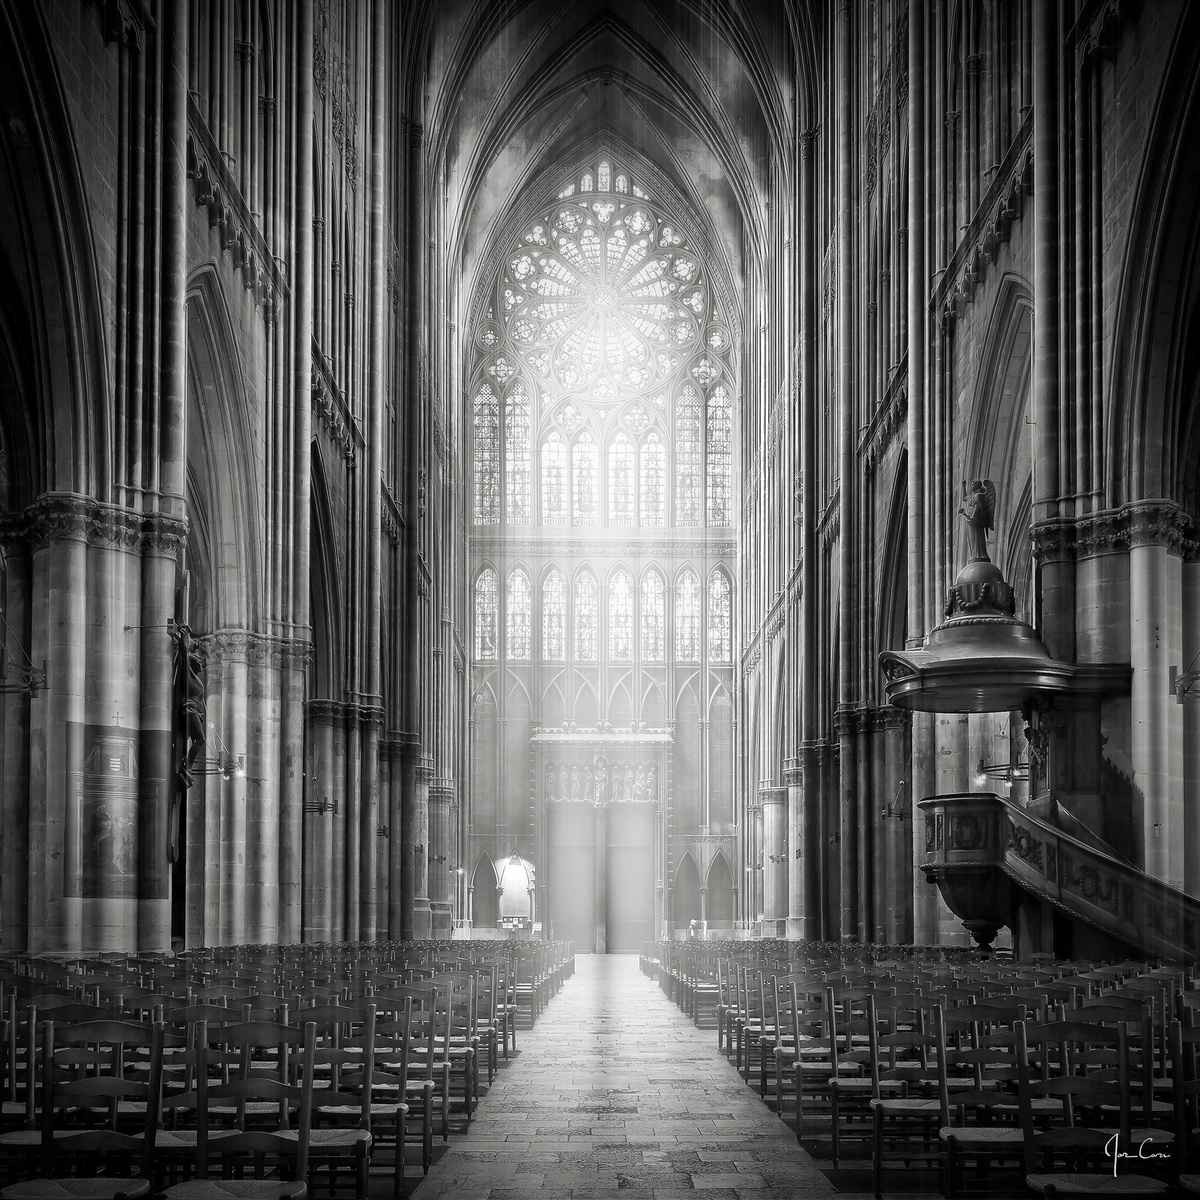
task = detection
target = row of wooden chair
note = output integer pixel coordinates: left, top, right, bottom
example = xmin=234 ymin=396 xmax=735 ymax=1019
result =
xmin=645 ymin=940 xmax=1199 ymax=1197
xmin=0 ymin=940 xmax=574 ymax=1200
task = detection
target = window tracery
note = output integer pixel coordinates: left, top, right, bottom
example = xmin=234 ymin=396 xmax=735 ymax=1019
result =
xmin=708 ymin=569 xmax=732 ymax=661
xmin=542 ymin=570 xmax=566 ymax=660
xmin=541 ymin=431 xmax=568 ymax=524
xmin=504 ymin=383 xmax=531 ymax=523
xmin=641 ymin=570 xmax=665 ymax=660
xmin=609 ymin=570 xmax=633 ymax=660
xmin=675 ymin=569 xmax=700 ymax=661
xmin=641 ymin=432 xmax=665 ymax=527
xmin=608 ymin=433 xmax=635 ymax=525
xmin=572 ymin=430 xmax=598 ymax=525
xmin=473 ymin=386 xmax=499 ymax=524
xmin=474 ymin=568 xmax=498 ymax=659
xmin=507 ymin=569 xmax=531 ymax=659
xmin=707 ymin=384 xmax=732 ymax=526
xmin=675 ymin=384 xmax=702 ymax=526
xmin=574 ymin=572 xmax=598 ymax=661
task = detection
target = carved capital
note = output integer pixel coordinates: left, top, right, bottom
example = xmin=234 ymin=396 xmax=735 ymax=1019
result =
xmin=1030 ymin=518 xmax=1077 ymax=563
xmin=1126 ymin=500 xmax=1193 ymax=554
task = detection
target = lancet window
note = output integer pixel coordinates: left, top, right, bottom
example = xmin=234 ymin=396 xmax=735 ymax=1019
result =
xmin=474 ymin=568 xmax=499 ymax=660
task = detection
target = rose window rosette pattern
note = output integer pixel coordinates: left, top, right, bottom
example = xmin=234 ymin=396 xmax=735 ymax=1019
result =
xmin=501 ymin=197 xmax=709 ymax=406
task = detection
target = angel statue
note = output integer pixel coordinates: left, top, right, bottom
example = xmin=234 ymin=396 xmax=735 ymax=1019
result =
xmin=959 ymin=479 xmax=996 ymax=561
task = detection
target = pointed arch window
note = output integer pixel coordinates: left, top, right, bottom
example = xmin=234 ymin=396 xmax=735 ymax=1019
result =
xmin=504 ymin=382 xmax=531 ymax=523
xmin=474 ymin=568 xmax=498 ymax=660
xmin=675 ymin=569 xmax=700 ymax=661
xmin=506 ymin=569 xmax=531 ymax=659
xmin=541 ymin=432 xmax=568 ymax=524
xmin=706 ymin=384 xmax=732 ymax=526
xmin=572 ymin=431 xmax=598 ymax=525
xmin=675 ymin=384 xmax=702 ymax=526
xmin=640 ymin=570 xmax=665 ymax=661
xmin=641 ymin=432 xmax=665 ymax=527
xmin=708 ymin=568 xmax=732 ymax=662
xmin=608 ymin=432 xmax=635 ymax=525
xmin=473 ymin=386 xmax=499 ymax=524
xmin=542 ymin=570 xmax=566 ymax=660
xmin=609 ymin=570 xmax=634 ymax=660
xmin=574 ymin=572 xmax=598 ymax=661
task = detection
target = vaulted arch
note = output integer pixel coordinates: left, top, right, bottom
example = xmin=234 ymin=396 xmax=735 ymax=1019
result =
xmin=185 ymin=269 xmax=261 ymax=632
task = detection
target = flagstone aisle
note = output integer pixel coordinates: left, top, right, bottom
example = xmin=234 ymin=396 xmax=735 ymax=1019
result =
xmin=410 ymin=952 xmax=838 ymax=1199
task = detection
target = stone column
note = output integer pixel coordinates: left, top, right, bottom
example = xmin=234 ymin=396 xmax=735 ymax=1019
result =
xmin=429 ymin=779 xmax=455 ymax=936
xmin=1184 ymin=551 xmax=1200 ymax=895
xmin=138 ymin=517 xmax=186 ymax=951
xmin=406 ymin=755 xmax=432 ymax=939
xmin=388 ymin=738 xmax=407 ymax=938
xmin=761 ymin=785 xmax=787 ymax=929
xmin=784 ymin=757 xmax=804 ymax=939
xmin=304 ymin=700 xmax=337 ymax=942
xmin=594 ymin=801 xmax=607 ymax=953
xmin=0 ymin=528 xmax=31 ymax=950
xmin=278 ymin=642 xmax=309 ymax=943
xmin=1129 ymin=506 xmax=1187 ymax=887
xmin=245 ymin=637 xmax=281 ymax=944
xmin=28 ymin=499 xmax=89 ymax=953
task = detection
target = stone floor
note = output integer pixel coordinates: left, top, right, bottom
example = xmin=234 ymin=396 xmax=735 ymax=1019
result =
xmin=409 ymin=953 xmax=841 ymax=1199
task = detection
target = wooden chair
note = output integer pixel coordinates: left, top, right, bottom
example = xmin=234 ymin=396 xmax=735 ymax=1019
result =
xmin=1017 ymin=1018 xmax=1169 ymax=1198
xmin=297 ymin=1005 xmax=378 ymax=1199
xmin=0 ymin=1019 xmax=165 ymax=1200
xmin=161 ymin=1018 xmax=316 ymax=1200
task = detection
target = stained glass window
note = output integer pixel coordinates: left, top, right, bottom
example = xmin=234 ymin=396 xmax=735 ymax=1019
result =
xmin=641 ymin=570 xmax=665 ymax=660
xmin=541 ymin=432 xmax=568 ymax=524
xmin=708 ymin=569 xmax=732 ymax=661
xmin=574 ymin=571 xmax=598 ymax=661
xmin=572 ymin=431 xmax=598 ymax=525
xmin=675 ymin=384 xmax=702 ymax=525
xmin=542 ymin=570 xmax=565 ymax=660
xmin=473 ymin=386 xmax=499 ymax=524
xmin=641 ymin=432 xmax=665 ymax=527
xmin=474 ymin=568 xmax=498 ymax=659
xmin=498 ymin=192 xmax=707 ymax=405
xmin=504 ymin=383 xmax=531 ymax=523
xmin=506 ymin=569 xmax=531 ymax=659
xmin=675 ymin=569 xmax=700 ymax=661
xmin=706 ymin=384 xmax=732 ymax=526
xmin=609 ymin=570 xmax=633 ymax=660
xmin=608 ymin=433 xmax=635 ymax=525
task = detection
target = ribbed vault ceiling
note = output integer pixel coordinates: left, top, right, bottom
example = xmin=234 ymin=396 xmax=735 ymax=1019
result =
xmin=424 ymin=0 xmax=815 ymax=320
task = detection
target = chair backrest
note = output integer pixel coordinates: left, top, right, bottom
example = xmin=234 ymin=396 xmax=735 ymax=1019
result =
xmin=41 ymin=1018 xmax=165 ymax=1168
xmin=1015 ymin=1018 xmax=1133 ymax=1173
xmin=193 ymin=1019 xmax=316 ymax=1179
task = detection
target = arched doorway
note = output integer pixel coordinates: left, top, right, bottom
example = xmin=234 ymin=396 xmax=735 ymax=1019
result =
xmin=705 ymin=853 xmax=734 ymax=929
xmin=671 ymin=854 xmax=701 ymax=930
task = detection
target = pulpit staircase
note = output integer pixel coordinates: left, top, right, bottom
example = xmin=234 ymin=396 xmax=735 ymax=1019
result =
xmin=920 ymin=791 xmax=1200 ymax=961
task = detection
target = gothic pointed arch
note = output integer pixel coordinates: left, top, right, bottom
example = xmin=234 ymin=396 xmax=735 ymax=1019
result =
xmin=705 ymin=851 xmax=734 ymax=928
xmin=1109 ymin=4 xmax=1200 ymax=508
xmin=671 ymin=852 xmax=701 ymax=928
xmin=0 ymin=1 xmax=109 ymax=499
xmin=185 ymin=268 xmax=261 ymax=631
xmin=308 ymin=445 xmax=343 ymax=698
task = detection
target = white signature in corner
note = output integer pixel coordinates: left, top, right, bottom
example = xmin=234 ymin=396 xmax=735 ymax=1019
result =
xmin=1104 ymin=1133 xmax=1172 ymax=1177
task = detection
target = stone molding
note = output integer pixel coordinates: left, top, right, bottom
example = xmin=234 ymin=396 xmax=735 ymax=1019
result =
xmin=935 ymin=113 xmax=1033 ymax=331
xmin=203 ymin=629 xmax=315 ymax=673
xmin=304 ymin=695 xmax=385 ymax=725
xmin=1033 ymin=500 xmax=1196 ymax=561
xmin=187 ymin=100 xmax=285 ymax=318
xmin=1 ymin=495 xmax=188 ymax=557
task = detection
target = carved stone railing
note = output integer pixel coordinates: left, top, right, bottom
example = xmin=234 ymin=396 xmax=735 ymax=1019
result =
xmin=919 ymin=792 xmax=1200 ymax=960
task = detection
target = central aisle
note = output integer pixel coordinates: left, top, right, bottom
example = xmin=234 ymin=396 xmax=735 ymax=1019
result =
xmin=412 ymin=952 xmax=837 ymax=1198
